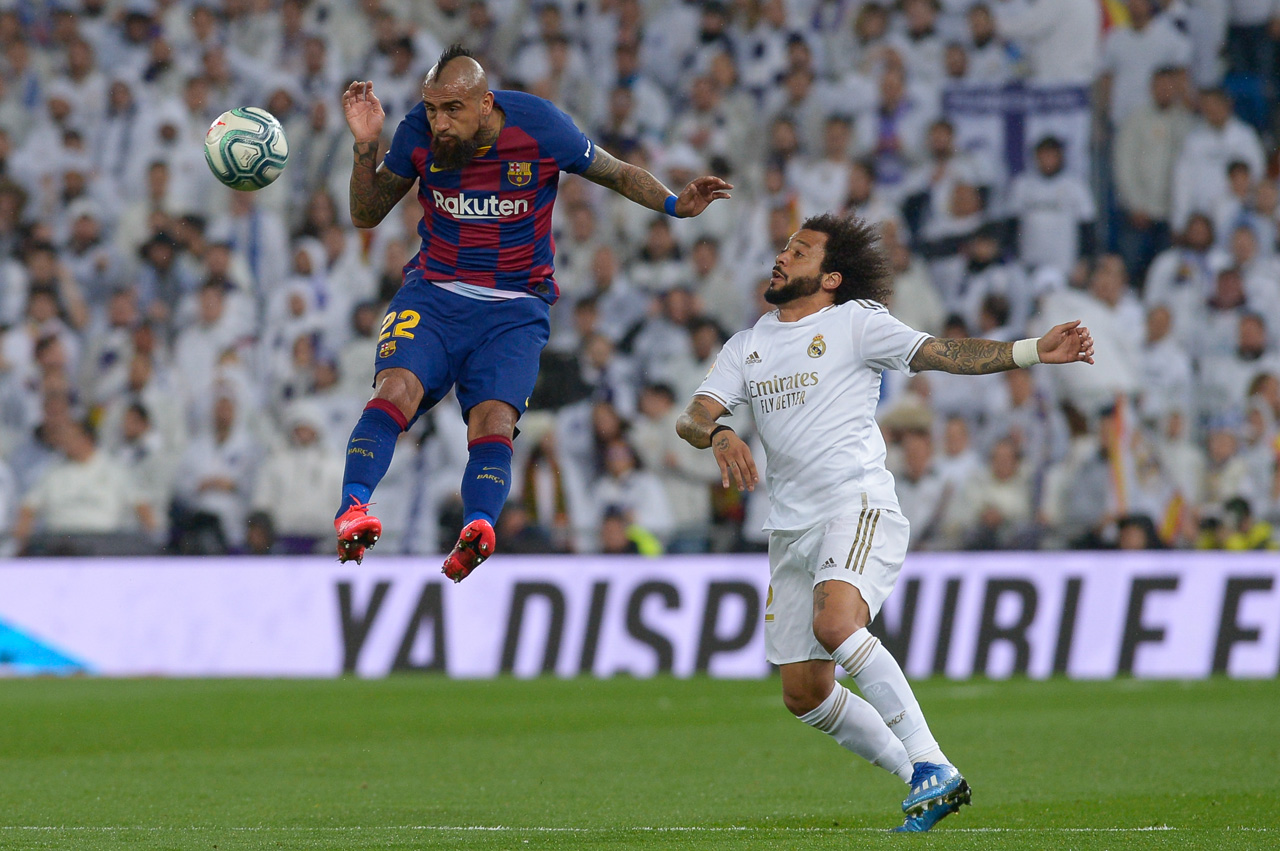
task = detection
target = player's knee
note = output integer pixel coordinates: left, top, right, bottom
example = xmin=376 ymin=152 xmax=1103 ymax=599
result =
xmin=372 ymin=370 xmax=421 ymax=419
xmin=812 ymin=610 xmax=866 ymax=655
xmin=468 ymin=400 xmax=518 ymax=439
xmin=781 ymin=680 xmax=831 ymax=717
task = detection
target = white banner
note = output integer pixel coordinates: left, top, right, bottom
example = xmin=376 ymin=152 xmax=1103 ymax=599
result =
xmin=942 ymin=82 xmax=1092 ymax=187
xmin=0 ymin=553 xmax=1276 ymax=679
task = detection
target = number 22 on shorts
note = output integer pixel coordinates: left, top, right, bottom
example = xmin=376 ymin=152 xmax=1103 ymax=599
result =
xmin=379 ymin=309 xmax=421 ymax=341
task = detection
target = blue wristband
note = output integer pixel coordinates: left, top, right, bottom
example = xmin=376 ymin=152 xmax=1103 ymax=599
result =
xmin=663 ymin=195 xmax=681 ymax=218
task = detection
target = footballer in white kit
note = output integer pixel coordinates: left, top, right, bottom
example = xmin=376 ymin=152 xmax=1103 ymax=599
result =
xmin=695 ymin=297 xmax=926 ymax=657
xmin=677 ymin=213 xmax=1095 ymax=832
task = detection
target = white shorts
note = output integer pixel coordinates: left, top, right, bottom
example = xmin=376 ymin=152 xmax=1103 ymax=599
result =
xmin=764 ymin=507 xmax=910 ymax=666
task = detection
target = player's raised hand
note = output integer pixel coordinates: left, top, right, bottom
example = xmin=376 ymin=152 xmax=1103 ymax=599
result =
xmin=342 ymin=81 xmax=385 ymax=144
xmin=1038 ymin=320 xmax=1095 ymax=365
xmin=710 ymin=428 xmax=758 ymax=492
xmin=675 ymin=176 xmax=733 ymax=218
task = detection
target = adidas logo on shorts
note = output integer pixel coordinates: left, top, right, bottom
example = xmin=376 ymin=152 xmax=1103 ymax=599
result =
xmin=822 ymin=557 xmax=836 ymax=570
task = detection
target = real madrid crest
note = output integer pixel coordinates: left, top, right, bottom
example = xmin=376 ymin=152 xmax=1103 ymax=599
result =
xmin=379 ymin=340 xmax=397 ymax=358
xmin=807 ymin=334 xmax=826 ymax=358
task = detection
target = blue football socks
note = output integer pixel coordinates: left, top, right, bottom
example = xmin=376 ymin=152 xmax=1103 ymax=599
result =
xmin=337 ymin=400 xmax=408 ymax=517
xmin=461 ymin=435 xmax=513 ymax=526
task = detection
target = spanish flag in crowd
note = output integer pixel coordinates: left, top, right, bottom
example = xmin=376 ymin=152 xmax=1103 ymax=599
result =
xmin=1100 ymin=0 xmax=1130 ymax=30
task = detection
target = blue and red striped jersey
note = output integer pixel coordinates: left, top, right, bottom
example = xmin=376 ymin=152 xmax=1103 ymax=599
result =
xmin=383 ymin=90 xmax=597 ymax=305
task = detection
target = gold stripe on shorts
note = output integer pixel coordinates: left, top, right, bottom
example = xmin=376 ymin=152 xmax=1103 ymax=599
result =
xmin=843 ymin=508 xmax=870 ymax=571
xmin=854 ymin=509 xmax=882 ymax=574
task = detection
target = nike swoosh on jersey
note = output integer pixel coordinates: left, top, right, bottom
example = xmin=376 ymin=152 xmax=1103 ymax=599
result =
xmin=429 ymin=163 xmax=446 ymax=172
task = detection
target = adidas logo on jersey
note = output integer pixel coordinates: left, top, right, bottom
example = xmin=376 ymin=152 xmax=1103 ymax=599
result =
xmin=431 ymin=190 xmax=530 ymax=220
xmin=822 ymin=557 xmax=836 ymax=570
xmin=745 ymin=351 xmax=762 ymax=364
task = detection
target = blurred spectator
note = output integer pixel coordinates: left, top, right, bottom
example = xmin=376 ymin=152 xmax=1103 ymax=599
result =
xmin=1006 ymin=135 xmax=1095 ymax=278
xmin=942 ymin=437 xmax=1033 ymax=549
xmin=891 ymin=425 xmax=949 ymax=551
xmin=171 ymin=388 xmax=260 ymax=552
xmin=14 ymin=419 xmax=157 ymax=555
xmin=243 ymin=509 xmax=277 ymax=556
xmin=495 ymin=502 xmax=558 ymax=554
xmin=1116 ymin=513 xmax=1163 ymax=549
xmin=993 ymin=0 xmax=1100 ymax=84
xmin=1171 ymin=88 xmax=1265 ymax=231
xmin=1036 ymin=255 xmax=1142 ymax=416
xmin=1113 ymin=66 xmax=1195 ymax=280
xmin=1137 ymin=304 xmax=1194 ymax=425
xmin=250 ymin=402 xmax=345 ymax=553
xmin=1197 ymin=497 xmax=1277 ymax=550
xmin=1097 ymin=0 xmax=1191 ymax=127
xmin=590 ymin=436 xmax=674 ymax=549
xmin=630 ymin=382 xmax=719 ymax=552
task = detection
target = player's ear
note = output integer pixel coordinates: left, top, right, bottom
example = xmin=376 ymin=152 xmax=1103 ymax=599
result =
xmin=822 ymin=271 xmax=842 ymax=292
xmin=480 ymin=91 xmax=494 ymax=116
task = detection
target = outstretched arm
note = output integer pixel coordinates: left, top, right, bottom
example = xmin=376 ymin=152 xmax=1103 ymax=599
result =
xmin=676 ymin=395 xmax=758 ymax=491
xmin=343 ymin=81 xmax=415 ymax=228
xmin=583 ymin=147 xmax=732 ymax=218
xmin=909 ymin=320 xmax=1095 ymax=374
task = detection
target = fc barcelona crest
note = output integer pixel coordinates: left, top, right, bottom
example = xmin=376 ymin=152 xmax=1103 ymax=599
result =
xmin=506 ymin=161 xmax=533 ymax=187
xmin=808 ymin=334 xmax=826 ymax=358
xmin=379 ymin=340 xmax=397 ymax=358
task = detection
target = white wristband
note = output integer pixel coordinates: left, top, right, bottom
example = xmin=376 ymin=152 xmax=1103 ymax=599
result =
xmin=1012 ymin=337 xmax=1041 ymax=368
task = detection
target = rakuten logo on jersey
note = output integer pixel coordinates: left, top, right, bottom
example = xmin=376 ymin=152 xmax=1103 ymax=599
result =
xmin=431 ymin=190 xmax=530 ymax=220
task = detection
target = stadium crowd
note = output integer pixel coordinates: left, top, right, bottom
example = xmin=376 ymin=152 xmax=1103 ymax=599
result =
xmin=0 ymin=0 xmax=1278 ymax=557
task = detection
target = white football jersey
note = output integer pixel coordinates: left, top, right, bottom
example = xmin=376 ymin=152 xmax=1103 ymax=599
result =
xmin=696 ymin=300 xmax=930 ymax=532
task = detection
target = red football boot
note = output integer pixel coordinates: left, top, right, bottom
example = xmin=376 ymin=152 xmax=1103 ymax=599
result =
xmin=335 ymin=500 xmax=381 ymax=564
xmin=441 ymin=518 xmax=496 ymax=582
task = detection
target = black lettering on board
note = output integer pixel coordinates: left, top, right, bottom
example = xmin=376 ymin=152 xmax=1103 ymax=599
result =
xmin=626 ymin=582 xmax=679 ymax=673
xmin=337 ymin=580 xmax=390 ymax=673
xmin=392 ymin=583 xmax=447 ymax=672
xmin=695 ymin=582 xmax=759 ymax=672
xmin=1118 ymin=577 xmax=1179 ymax=674
xmin=500 ymin=582 xmax=567 ymax=674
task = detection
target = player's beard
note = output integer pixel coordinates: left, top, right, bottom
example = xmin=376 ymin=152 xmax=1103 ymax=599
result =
xmin=764 ymin=272 xmax=822 ymax=305
xmin=431 ymin=133 xmax=481 ymax=170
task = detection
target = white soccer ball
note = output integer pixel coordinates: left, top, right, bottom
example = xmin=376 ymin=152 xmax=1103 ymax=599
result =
xmin=204 ymin=107 xmax=289 ymax=191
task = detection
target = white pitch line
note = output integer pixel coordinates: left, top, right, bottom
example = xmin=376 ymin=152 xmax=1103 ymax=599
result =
xmin=0 ymin=825 xmax=1271 ymax=833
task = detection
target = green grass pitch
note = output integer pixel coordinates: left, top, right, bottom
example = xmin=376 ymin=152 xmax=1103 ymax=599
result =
xmin=0 ymin=676 xmax=1275 ymax=850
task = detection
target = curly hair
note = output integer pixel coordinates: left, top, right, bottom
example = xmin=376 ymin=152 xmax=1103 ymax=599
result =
xmin=799 ymin=213 xmax=894 ymax=306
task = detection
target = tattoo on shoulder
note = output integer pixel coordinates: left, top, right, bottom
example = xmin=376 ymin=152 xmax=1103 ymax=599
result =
xmin=911 ymin=338 xmax=1015 ymax=375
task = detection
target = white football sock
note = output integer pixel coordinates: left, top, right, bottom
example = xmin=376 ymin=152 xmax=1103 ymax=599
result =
xmin=799 ymin=683 xmax=913 ymax=782
xmin=834 ymin=628 xmax=949 ymax=766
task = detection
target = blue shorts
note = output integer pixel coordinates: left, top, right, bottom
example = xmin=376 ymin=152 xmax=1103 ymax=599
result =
xmin=373 ymin=273 xmax=551 ymax=423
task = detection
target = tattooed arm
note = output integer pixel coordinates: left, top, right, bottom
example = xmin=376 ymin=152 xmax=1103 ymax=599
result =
xmin=909 ymin=337 xmax=1018 ymax=374
xmin=582 ymin=147 xmax=732 ymax=217
xmin=909 ymin=320 xmax=1096 ymax=374
xmin=342 ymin=81 xmax=414 ymax=228
xmin=349 ymin=142 xmax=415 ymax=229
xmin=676 ymin=396 xmax=758 ymax=491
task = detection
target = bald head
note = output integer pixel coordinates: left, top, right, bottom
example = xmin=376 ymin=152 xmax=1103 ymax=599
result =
xmin=425 ymin=43 xmax=487 ymax=95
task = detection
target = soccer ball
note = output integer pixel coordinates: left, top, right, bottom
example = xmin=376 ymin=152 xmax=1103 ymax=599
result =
xmin=204 ymin=107 xmax=289 ymax=191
